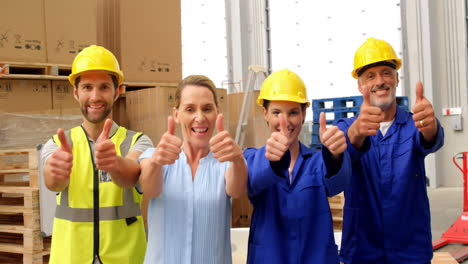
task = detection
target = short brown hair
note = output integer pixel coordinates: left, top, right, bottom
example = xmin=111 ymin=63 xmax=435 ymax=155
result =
xmin=263 ymin=99 xmax=308 ymax=113
xmin=175 ymin=75 xmax=218 ymax=108
xmin=74 ymin=74 xmax=119 ymax=89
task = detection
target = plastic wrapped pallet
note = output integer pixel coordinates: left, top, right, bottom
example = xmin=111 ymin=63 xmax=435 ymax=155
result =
xmin=0 ymin=109 xmax=82 ymax=149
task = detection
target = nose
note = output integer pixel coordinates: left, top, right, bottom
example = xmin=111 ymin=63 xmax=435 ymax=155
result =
xmin=195 ymin=110 xmax=205 ymax=122
xmin=375 ymin=73 xmax=385 ymax=86
xmin=89 ymin=87 xmax=101 ymax=101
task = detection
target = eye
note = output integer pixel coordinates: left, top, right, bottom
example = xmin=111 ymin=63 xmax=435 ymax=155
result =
xmin=203 ymin=106 xmax=214 ymax=112
xmin=272 ymin=110 xmax=280 ymax=116
xmin=82 ymin=84 xmax=92 ymax=91
xmin=289 ymin=110 xmax=299 ymax=116
xmin=366 ymin=73 xmax=375 ymax=80
xmin=184 ymin=107 xmax=193 ymax=112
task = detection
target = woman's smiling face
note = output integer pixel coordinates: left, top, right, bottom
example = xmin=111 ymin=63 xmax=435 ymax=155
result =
xmin=174 ymin=84 xmax=218 ymax=149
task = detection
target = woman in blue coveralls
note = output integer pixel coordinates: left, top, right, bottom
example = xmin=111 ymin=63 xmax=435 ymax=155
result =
xmin=244 ymin=69 xmax=352 ymax=264
xmin=138 ymin=75 xmax=248 ymax=264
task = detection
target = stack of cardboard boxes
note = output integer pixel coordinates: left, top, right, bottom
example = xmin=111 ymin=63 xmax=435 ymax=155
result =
xmin=1 ymin=0 xmax=183 ymax=148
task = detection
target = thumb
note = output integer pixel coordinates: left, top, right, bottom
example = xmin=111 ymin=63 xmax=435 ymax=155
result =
xmin=278 ymin=113 xmax=287 ymax=135
xmin=415 ymin=81 xmax=424 ymax=103
xmin=97 ymin=119 xmax=113 ymax=143
xmin=319 ymin=112 xmax=327 ymax=135
xmin=167 ymin=116 xmax=175 ymax=135
xmin=216 ymin=113 xmax=224 ymax=132
xmin=362 ymin=86 xmax=371 ymax=105
xmin=57 ymin=128 xmax=71 ymax=153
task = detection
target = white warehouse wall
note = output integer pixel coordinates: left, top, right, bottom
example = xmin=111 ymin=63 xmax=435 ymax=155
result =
xmin=402 ymin=0 xmax=468 ymax=187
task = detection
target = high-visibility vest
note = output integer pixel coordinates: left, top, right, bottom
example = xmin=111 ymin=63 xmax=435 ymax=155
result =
xmin=49 ymin=125 xmax=147 ymax=264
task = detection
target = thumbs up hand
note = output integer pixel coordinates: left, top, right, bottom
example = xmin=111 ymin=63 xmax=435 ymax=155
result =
xmin=150 ymin=116 xmax=182 ymax=166
xmin=95 ymin=119 xmax=118 ymax=172
xmin=265 ymin=113 xmax=290 ymax=161
xmin=47 ymin=128 xmax=73 ymax=182
xmin=412 ymin=81 xmax=437 ymax=141
xmin=210 ymin=114 xmax=243 ymax=162
xmin=319 ymin=112 xmax=347 ymax=157
xmin=356 ymin=87 xmax=384 ymax=136
xmin=348 ymin=87 xmax=384 ymax=148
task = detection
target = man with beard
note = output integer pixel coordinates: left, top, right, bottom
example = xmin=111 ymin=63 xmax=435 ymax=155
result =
xmin=337 ymin=38 xmax=444 ymax=264
xmin=41 ymin=45 xmax=152 ymax=264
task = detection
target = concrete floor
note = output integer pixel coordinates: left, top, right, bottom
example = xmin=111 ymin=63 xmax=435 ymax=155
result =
xmin=429 ymin=187 xmax=467 ymax=263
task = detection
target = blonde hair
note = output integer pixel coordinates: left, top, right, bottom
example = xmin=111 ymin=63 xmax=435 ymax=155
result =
xmin=175 ymin=75 xmax=218 ymax=108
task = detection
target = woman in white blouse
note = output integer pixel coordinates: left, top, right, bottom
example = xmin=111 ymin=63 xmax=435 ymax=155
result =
xmin=139 ymin=75 xmax=247 ymax=264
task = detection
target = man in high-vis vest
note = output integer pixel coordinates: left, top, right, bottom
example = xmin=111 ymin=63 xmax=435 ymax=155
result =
xmin=41 ymin=45 xmax=153 ymax=264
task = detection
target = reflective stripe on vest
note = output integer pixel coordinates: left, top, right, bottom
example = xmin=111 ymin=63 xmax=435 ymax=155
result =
xmin=55 ymin=184 xmax=140 ymax=222
xmin=53 ymin=126 xmax=142 ymax=222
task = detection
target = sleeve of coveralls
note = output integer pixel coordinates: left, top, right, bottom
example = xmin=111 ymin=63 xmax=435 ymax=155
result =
xmin=322 ymin=148 xmax=352 ymax=197
xmin=416 ymin=119 xmax=444 ymax=156
xmin=244 ymin=147 xmax=287 ymax=198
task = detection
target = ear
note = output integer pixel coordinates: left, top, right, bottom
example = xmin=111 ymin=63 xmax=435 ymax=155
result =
xmin=262 ymin=107 xmax=268 ymax=120
xmin=114 ymin=85 xmax=123 ymax=102
xmin=357 ymin=79 xmax=364 ymax=95
xmin=73 ymin=87 xmax=79 ymax=101
xmin=173 ymin=107 xmax=180 ymax=124
xmin=396 ymin=72 xmax=400 ymax=87
xmin=262 ymin=107 xmax=271 ymax=128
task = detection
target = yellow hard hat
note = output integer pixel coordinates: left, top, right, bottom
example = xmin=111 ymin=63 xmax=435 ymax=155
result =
xmin=68 ymin=45 xmax=124 ymax=86
xmin=352 ymin=38 xmax=402 ymax=79
xmin=257 ymin=69 xmax=310 ymax=107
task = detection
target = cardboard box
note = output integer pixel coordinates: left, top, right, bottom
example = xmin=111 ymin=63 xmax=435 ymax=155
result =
xmin=44 ymin=0 xmax=97 ymax=64
xmin=126 ymin=87 xmax=177 ymax=143
xmin=112 ymin=96 xmax=128 ymax=128
xmin=231 ymin=194 xmax=253 ymax=228
xmin=0 ymin=1 xmax=47 ymax=62
xmin=116 ymin=0 xmax=182 ymax=83
xmin=228 ymin=91 xmax=270 ymax=149
xmin=0 ymin=79 xmax=52 ymax=112
xmin=51 ymin=80 xmax=78 ymax=109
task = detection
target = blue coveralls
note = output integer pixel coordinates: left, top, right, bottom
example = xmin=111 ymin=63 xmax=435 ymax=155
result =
xmin=336 ymin=107 xmax=444 ymax=264
xmin=244 ymin=143 xmax=351 ymax=264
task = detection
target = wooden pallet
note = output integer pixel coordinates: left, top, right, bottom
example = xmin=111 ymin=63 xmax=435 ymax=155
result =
xmin=122 ymin=82 xmax=177 ymax=93
xmin=432 ymin=252 xmax=458 ymax=264
xmin=328 ymin=192 xmax=344 ymax=231
xmin=0 ymin=149 xmax=50 ymax=263
xmin=0 ymin=62 xmax=70 ymax=81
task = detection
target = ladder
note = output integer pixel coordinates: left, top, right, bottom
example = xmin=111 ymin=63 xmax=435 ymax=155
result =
xmin=234 ymin=65 xmax=268 ymax=148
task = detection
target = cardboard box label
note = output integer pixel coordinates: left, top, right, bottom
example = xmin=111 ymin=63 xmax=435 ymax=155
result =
xmin=0 ymin=80 xmax=52 ymax=112
xmin=52 ymin=81 xmax=77 ymax=109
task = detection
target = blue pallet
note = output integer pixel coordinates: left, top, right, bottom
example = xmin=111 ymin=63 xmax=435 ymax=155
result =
xmin=310 ymin=96 xmax=409 ymax=147
xmin=312 ymin=96 xmax=409 ymax=110
xmin=396 ymin=96 xmax=409 ymax=111
xmin=312 ymin=96 xmax=409 ymax=123
xmin=312 ymin=107 xmax=360 ymax=123
xmin=311 ymin=134 xmax=320 ymax=145
xmin=312 ymin=96 xmax=363 ymax=111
